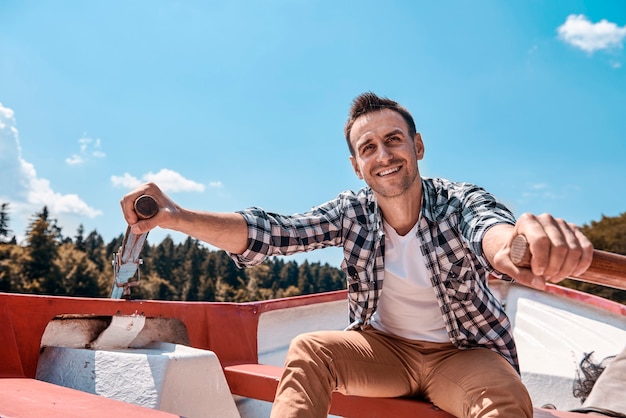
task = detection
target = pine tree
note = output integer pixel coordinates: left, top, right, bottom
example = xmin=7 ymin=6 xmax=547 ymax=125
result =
xmin=198 ymin=254 xmax=217 ymax=301
xmin=279 ymin=261 xmax=299 ymax=289
xmin=23 ymin=207 xmax=63 ymax=294
xmin=153 ymin=236 xmax=176 ymax=284
xmin=55 ymin=243 xmax=101 ymax=296
xmin=0 ymin=203 xmax=13 ymax=243
xmin=86 ymin=230 xmax=106 ymax=269
xmin=183 ymin=240 xmax=203 ymax=301
xmin=297 ymin=261 xmax=314 ymax=294
xmin=74 ymin=224 xmax=86 ymax=252
xmin=215 ymin=250 xmax=245 ymax=289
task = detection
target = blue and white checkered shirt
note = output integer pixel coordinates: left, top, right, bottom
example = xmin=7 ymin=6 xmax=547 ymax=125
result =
xmin=230 ymin=177 xmax=520 ymax=371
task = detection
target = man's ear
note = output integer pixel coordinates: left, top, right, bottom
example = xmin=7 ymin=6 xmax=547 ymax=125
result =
xmin=350 ymin=155 xmax=363 ymax=179
xmin=414 ymin=133 xmax=425 ymax=160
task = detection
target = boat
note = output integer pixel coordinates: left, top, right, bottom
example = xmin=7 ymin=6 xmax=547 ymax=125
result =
xmin=1 ymin=246 xmax=625 ymax=417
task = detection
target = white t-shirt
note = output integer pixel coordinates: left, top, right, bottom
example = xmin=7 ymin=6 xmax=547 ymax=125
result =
xmin=370 ymin=220 xmax=449 ymax=342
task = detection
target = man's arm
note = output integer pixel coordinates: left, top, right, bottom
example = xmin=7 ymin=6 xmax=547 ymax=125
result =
xmin=120 ymin=182 xmax=249 ymax=255
xmin=483 ymin=213 xmax=594 ymax=289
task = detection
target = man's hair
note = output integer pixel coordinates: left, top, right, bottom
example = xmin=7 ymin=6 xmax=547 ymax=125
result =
xmin=344 ymin=92 xmax=417 ymax=156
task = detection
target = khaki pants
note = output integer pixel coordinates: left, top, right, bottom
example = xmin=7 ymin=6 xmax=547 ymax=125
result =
xmin=271 ymin=327 xmax=532 ymax=418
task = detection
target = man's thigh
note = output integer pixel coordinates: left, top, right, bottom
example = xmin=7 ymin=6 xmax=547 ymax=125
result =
xmin=291 ymin=328 xmax=422 ymax=398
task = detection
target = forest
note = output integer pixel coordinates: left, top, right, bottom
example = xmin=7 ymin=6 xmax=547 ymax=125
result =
xmin=0 ymin=202 xmax=624 ymax=304
xmin=0 ymin=204 xmax=344 ymax=302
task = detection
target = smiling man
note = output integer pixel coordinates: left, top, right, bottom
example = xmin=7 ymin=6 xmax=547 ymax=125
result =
xmin=121 ymin=92 xmax=593 ymax=418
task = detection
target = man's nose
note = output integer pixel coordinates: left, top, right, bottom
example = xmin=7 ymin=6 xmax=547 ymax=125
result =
xmin=376 ymin=145 xmax=393 ymax=162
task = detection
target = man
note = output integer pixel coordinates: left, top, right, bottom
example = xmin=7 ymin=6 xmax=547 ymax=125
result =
xmin=121 ymin=92 xmax=593 ymax=417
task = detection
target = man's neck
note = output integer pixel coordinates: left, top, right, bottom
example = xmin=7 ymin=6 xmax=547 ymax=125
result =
xmin=376 ymin=182 xmax=423 ymax=236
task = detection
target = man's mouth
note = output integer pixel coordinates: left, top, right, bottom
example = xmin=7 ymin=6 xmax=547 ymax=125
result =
xmin=377 ymin=166 xmax=400 ymax=177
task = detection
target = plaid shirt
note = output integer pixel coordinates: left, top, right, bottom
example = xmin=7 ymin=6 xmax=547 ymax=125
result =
xmin=230 ymin=177 xmax=520 ymax=371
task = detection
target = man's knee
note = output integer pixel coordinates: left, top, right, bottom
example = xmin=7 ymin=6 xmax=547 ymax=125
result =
xmin=287 ymin=332 xmax=326 ymax=358
xmin=467 ymin=374 xmax=532 ymax=418
xmin=428 ymin=348 xmax=532 ymax=417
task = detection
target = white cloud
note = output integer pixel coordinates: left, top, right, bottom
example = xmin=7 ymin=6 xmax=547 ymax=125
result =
xmin=110 ymin=172 xmax=143 ymax=189
xmin=0 ymin=102 xmax=102 ymax=240
xmin=65 ymin=135 xmax=106 ymax=165
xmin=28 ymin=177 xmax=102 ymax=216
xmin=111 ymin=168 xmax=206 ymax=193
xmin=557 ymin=14 xmax=626 ymax=53
xmin=65 ymin=154 xmax=85 ymax=165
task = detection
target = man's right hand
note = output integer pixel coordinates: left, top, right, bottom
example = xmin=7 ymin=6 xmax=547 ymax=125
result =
xmin=120 ymin=182 xmax=180 ymax=235
xmin=120 ymin=182 xmax=249 ymax=255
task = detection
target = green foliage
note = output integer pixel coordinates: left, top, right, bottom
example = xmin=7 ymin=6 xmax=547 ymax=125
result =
xmin=55 ymin=243 xmax=102 ymax=296
xmin=0 ymin=203 xmax=14 ymax=243
xmin=22 ymin=207 xmax=63 ymax=294
xmin=581 ymin=213 xmax=626 ymax=255
xmin=557 ymin=212 xmax=626 ymax=304
xmin=0 ymin=203 xmax=346 ymax=301
xmin=0 ymin=244 xmax=25 ymax=291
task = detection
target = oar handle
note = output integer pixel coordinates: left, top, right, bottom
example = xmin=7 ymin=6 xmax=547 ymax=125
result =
xmin=511 ymin=235 xmax=626 ymax=291
xmin=134 ymin=195 xmax=159 ymax=219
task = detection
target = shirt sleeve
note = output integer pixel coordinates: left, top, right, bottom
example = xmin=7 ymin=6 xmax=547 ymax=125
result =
xmin=228 ymin=199 xmax=346 ymax=268
xmin=457 ymin=183 xmax=516 ymax=277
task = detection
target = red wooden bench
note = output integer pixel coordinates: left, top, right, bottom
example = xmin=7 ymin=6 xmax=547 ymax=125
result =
xmin=0 ymin=378 xmax=179 ymax=418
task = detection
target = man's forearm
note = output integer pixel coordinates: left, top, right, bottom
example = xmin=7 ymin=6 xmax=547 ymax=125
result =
xmin=120 ymin=182 xmax=250 ymax=255
xmin=482 ymin=223 xmax=515 ymax=268
xmin=170 ymin=209 xmax=249 ymax=255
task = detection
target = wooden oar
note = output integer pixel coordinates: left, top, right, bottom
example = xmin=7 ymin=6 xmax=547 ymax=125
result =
xmin=134 ymin=195 xmax=159 ymax=219
xmin=511 ymin=235 xmax=626 ymax=291
xmin=110 ymin=196 xmax=159 ymax=299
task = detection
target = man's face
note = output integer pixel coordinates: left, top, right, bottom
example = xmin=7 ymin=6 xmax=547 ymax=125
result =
xmin=349 ymin=109 xmax=424 ymax=199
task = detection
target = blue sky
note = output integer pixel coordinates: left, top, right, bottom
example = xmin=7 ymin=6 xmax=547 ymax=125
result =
xmin=1 ymin=1 xmax=625 ymax=267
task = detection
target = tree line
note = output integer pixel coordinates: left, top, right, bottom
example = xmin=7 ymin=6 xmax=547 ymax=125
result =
xmin=0 ymin=203 xmax=624 ymax=304
xmin=0 ymin=204 xmax=344 ymax=301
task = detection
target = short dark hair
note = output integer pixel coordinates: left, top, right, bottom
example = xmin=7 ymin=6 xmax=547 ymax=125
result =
xmin=344 ymin=92 xmax=417 ymax=156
